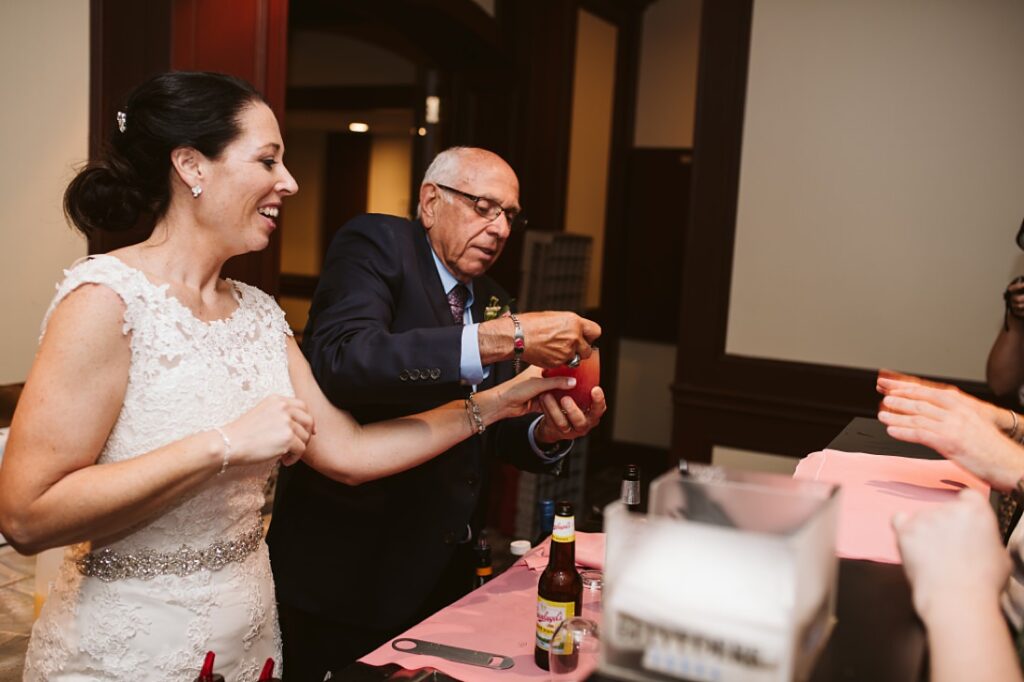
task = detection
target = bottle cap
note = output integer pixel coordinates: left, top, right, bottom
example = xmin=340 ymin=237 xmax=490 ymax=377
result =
xmin=510 ymin=539 xmax=532 ymax=556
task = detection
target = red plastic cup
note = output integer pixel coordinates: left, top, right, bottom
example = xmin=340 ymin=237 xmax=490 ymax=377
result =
xmin=541 ymin=348 xmax=600 ymax=411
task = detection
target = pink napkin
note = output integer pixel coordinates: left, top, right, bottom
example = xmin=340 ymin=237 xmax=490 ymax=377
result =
xmin=794 ymin=449 xmax=989 ymax=564
xmin=521 ymin=531 xmax=605 ymax=571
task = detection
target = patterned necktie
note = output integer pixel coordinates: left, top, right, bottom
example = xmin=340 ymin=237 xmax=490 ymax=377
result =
xmin=447 ymin=284 xmax=469 ymax=326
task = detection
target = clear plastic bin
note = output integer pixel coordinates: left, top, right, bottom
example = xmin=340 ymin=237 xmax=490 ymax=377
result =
xmin=601 ymin=463 xmax=839 ymax=682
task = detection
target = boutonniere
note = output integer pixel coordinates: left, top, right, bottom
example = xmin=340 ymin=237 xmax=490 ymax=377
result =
xmin=483 ymin=295 xmax=515 ymax=321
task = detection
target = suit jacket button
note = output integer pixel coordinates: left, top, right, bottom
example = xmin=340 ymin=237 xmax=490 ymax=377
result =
xmin=399 ymin=370 xmax=409 ymax=381
xmin=409 ymin=369 xmax=420 ymax=380
xmin=442 ymin=530 xmax=457 ymax=545
xmin=430 ymin=368 xmax=441 ymax=380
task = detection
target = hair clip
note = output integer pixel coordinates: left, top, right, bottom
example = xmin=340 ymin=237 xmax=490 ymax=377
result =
xmin=116 ymin=111 xmax=127 ymax=134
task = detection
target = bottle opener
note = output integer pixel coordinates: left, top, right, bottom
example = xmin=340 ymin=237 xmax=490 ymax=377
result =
xmin=391 ymin=638 xmax=515 ymax=670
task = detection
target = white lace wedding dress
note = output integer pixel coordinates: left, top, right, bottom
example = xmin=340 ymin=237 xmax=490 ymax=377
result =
xmin=23 ymin=255 xmax=291 ymax=681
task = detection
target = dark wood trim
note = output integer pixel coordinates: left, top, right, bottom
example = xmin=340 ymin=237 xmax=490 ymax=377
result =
xmin=286 ymin=85 xmax=416 ymax=111
xmin=87 ymin=0 xmax=172 ymax=256
xmin=288 ymin=0 xmax=501 ymax=71
xmin=671 ymin=0 xmax=994 ymax=465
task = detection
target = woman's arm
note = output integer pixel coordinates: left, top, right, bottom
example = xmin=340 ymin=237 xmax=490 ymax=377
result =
xmin=894 ymin=490 xmax=1023 ymax=682
xmin=0 ymin=285 xmax=312 ymax=554
xmin=287 ymin=337 xmax=574 ymax=485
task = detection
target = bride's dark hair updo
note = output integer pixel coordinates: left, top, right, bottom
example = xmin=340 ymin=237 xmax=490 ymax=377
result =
xmin=64 ymin=71 xmax=264 ymax=236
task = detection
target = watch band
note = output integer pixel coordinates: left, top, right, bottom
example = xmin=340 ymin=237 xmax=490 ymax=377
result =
xmin=509 ymin=312 xmax=525 ymax=373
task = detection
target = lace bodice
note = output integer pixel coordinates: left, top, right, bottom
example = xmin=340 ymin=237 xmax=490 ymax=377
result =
xmin=40 ymin=254 xmax=294 ymax=553
xmin=24 ymin=254 xmax=293 ymax=680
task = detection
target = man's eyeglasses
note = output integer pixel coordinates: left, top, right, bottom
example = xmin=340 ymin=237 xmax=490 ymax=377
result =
xmin=436 ymin=183 xmax=527 ymax=230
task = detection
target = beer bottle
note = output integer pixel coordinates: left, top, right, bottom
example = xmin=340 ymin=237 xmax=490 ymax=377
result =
xmin=194 ymin=651 xmax=225 ymax=682
xmin=621 ymin=463 xmax=641 ymax=513
xmin=472 ymin=535 xmax=494 ymax=589
xmin=534 ymin=500 xmax=583 ymax=670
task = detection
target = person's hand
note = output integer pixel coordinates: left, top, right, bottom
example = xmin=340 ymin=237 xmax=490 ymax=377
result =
xmin=479 ymin=311 xmax=600 ymax=368
xmin=220 ymin=395 xmax=315 ymax=468
xmin=877 ymin=371 xmax=1024 ymax=490
xmin=475 ymin=373 xmax=578 ymax=425
xmin=878 ymin=369 xmax=1005 ymax=428
xmin=893 ymin=489 xmax=1011 ymax=624
xmin=535 ymin=386 xmax=607 ymax=443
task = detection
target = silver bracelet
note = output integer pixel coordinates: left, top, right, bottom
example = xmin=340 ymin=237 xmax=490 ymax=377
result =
xmin=213 ymin=426 xmax=232 ymax=475
xmin=509 ymin=312 xmax=525 ymax=373
xmin=1010 ymin=410 xmax=1020 ymax=441
xmin=465 ymin=393 xmax=485 ymax=435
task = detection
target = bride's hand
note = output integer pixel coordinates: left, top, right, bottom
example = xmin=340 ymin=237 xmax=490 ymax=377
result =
xmin=474 ymin=374 xmax=577 ymax=426
xmin=219 ymin=395 xmax=315 ymax=468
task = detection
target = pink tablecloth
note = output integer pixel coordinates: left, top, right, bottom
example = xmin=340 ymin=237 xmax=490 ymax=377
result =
xmin=360 ymin=541 xmax=604 ymax=682
xmin=794 ymin=449 xmax=989 ymax=564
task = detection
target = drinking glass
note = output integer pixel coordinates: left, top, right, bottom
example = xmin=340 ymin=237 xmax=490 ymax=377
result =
xmin=541 ymin=348 xmax=600 ymax=411
xmin=549 ymin=617 xmax=600 ymax=682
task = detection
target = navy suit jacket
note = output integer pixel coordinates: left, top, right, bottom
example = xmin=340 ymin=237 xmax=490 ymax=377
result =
xmin=268 ymin=214 xmax=554 ymax=629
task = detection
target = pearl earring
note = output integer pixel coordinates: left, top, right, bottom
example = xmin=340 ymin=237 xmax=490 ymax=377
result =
xmin=191 ymin=185 xmax=203 ymax=199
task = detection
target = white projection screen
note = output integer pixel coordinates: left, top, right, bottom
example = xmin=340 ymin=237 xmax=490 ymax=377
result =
xmin=725 ymin=0 xmax=1024 ymax=382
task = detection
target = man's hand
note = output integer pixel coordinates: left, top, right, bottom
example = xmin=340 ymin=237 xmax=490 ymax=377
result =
xmin=478 ymin=311 xmax=601 ymax=368
xmin=535 ymin=386 xmax=607 ymax=443
xmin=877 ymin=370 xmax=1024 ymax=491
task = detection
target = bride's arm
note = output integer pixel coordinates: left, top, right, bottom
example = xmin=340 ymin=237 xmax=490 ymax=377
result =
xmin=0 ymin=285 xmax=311 ymax=555
xmin=287 ymin=337 xmax=573 ymax=485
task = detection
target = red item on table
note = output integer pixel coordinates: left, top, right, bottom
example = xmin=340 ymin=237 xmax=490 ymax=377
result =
xmin=258 ymin=657 xmax=281 ymax=681
xmin=195 ymin=651 xmax=225 ymax=682
xmin=541 ymin=349 xmax=599 ymax=411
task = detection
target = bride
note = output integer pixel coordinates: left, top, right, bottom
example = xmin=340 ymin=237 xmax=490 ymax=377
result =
xmin=0 ymin=71 xmax=574 ymax=681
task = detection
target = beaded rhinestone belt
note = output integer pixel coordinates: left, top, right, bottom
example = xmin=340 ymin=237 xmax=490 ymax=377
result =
xmin=76 ymin=522 xmax=264 ymax=582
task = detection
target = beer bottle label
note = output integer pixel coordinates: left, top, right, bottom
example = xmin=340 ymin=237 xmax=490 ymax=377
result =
xmin=551 ymin=516 xmax=574 ymax=543
xmin=475 ymin=566 xmax=493 ymax=577
xmin=536 ymin=596 xmax=575 ymax=650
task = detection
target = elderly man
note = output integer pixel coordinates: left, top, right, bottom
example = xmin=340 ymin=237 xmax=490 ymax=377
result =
xmin=268 ymin=147 xmax=605 ymax=679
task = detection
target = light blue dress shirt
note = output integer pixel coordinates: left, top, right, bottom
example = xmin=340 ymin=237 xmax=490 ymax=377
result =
xmin=428 ymin=244 xmax=570 ymax=463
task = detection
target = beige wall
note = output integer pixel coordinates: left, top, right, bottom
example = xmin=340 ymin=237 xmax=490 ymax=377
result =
xmin=280 ymin=129 xmax=325 ymax=276
xmin=564 ymin=9 xmax=618 ymax=310
xmin=727 ymin=0 xmax=1024 ymax=382
xmin=634 ymin=0 xmax=702 ymax=149
xmin=367 ymin=135 xmax=413 ymax=218
xmin=0 ymin=0 xmax=89 ymax=384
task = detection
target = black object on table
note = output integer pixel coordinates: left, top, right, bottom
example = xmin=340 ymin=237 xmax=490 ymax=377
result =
xmin=802 ymin=417 xmax=929 ymax=682
xmin=827 ymin=416 xmax=941 ymax=460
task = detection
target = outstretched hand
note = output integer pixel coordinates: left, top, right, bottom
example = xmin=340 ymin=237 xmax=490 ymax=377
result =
xmin=877 ymin=370 xmax=1023 ymax=490
xmin=484 ymin=371 xmax=579 ymax=422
